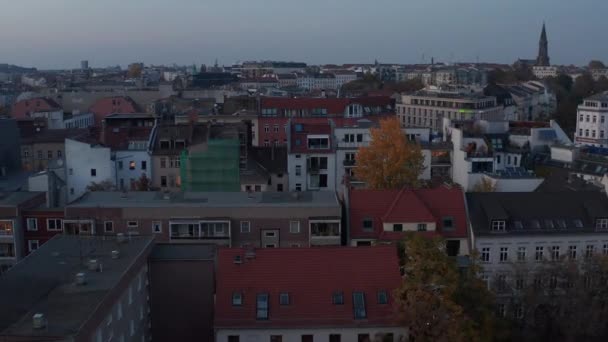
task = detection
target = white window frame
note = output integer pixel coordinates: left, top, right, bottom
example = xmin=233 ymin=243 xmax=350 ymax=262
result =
xmin=46 ymin=218 xmax=63 ymax=231
xmin=517 ymin=247 xmax=526 ymax=262
xmin=481 ymin=247 xmax=490 ymax=262
xmin=127 ymin=221 xmax=139 ymax=229
xmin=152 ymin=221 xmax=162 ymax=234
xmin=491 ymin=220 xmax=506 ymax=232
xmin=240 ymin=221 xmax=251 ymax=233
xmin=596 ymin=218 xmax=608 ymax=229
xmin=499 ymin=247 xmax=508 ymax=262
xmin=28 ymin=240 xmax=40 ymax=252
xmin=26 ymin=218 xmax=38 ymax=231
xmin=289 ymin=221 xmax=300 ymax=234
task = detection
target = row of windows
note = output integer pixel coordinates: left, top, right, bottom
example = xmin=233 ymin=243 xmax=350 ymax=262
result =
xmin=159 ymin=157 xmax=180 ymax=169
xmin=227 ymin=333 xmax=394 ymax=342
xmin=480 ymin=243 xmax=608 ymax=263
xmin=583 ymin=101 xmax=608 ymax=108
xmin=26 ymin=218 xmax=63 ymax=232
xmin=118 ymin=160 xmax=146 ymax=171
xmin=103 ymin=221 xmax=163 ymax=234
xmin=24 ymin=150 xmax=63 ymax=159
xmin=263 ymin=139 xmax=287 ymax=147
xmin=361 ymin=217 xmax=454 ymax=231
xmin=239 ymin=221 xmax=300 ymax=234
xmin=489 ymin=218 xmax=602 ymax=231
xmin=231 ymin=291 xmax=387 ymax=320
xmin=263 ymin=124 xmax=288 ymax=133
xmin=578 ymin=128 xmax=605 ymax=139
xmin=579 ymin=113 xmax=606 ymax=123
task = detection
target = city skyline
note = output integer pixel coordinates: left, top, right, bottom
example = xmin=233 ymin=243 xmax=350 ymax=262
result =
xmin=1 ymin=0 xmax=606 ymax=69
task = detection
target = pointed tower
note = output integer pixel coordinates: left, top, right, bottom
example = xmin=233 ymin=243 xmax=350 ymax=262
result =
xmin=536 ymin=23 xmax=550 ymax=66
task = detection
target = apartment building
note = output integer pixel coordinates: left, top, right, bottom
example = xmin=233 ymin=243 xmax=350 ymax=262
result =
xmin=89 ymin=96 xmax=140 ymax=126
xmin=0 ymin=235 xmax=154 ymax=342
xmin=65 ymin=137 xmax=114 ymax=203
xmin=65 ymin=191 xmax=341 ymax=247
xmin=0 ymin=192 xmax=46 ymax=273
xmin=215 ymin=246 xmax=407 ymax=342
xmin=575 ymin=91 xmax=608 ymax=147
xmin=467 ymin=192 xmax=608 ymax=284
xmin=21 ymin=206 xmax=64 ymax=256
xmin=397 ymin=90 xmax=503 ymax=131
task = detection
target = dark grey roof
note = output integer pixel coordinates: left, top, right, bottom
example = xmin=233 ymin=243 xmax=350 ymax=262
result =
xmin=250 ymin=147 xmax=287 ymax=174
xmin=586 ymin=91 xmax=608 ymax=102
xmin=467 ymin=192 xmax=608 ymax=236
xmin=150 ymin=244 xmax=216 ymax=261
xmin=0 ymin=235 xmax=154 ymax=338
xmin=0 ymin=192 xmax=42 ymax=207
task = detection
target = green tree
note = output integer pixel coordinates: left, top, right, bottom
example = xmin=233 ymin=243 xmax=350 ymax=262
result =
xmin=384 ymin=78 xmax=425 ymax=93
xmin=395 ymin=234 xmax=502 ymax=342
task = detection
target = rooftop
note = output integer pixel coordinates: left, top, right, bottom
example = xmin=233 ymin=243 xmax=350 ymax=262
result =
xmin=67 ymin=191 xmax=338 ymax=208
xmin=0 ymin=235 xmax=154 ymax=338
xmin=585 ymin=91 xmax=608 ymax=102
xmin=0 ymin=191 xmax=43 ymax=207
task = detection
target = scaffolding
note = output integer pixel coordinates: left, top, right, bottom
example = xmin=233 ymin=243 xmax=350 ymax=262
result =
xmin=180 ymin=139 xmax=241 ymax=191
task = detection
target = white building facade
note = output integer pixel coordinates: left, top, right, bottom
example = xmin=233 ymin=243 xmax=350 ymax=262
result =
xmin=575 ymin=92 xmax=608 ymax=147
xmin=65 ymin=138 xmax=114 ymax=203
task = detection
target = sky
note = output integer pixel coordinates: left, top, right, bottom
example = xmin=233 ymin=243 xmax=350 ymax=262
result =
xmin=1 ymin=0 xmax=606 ymax=69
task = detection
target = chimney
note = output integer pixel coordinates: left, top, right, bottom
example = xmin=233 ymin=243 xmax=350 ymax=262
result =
xmin=75 ymin=272 xmax=86 ymax=285
xmin=32 ymin=313 xmax=46 ymax=329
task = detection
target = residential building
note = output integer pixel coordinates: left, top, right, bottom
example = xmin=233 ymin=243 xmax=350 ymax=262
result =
xmin=486 ymin=81 xmax=556 ymax=121
xmin=239 ymin=78 xmax=279 ymax=90
xmin=21 ymin=206 xmax=64 ymax=256
xmin=65 ymin=137 xmax=114 ymax=203
xmin=0 ymin=118 xmax=21 ymax=177
xmin=334 ymin=121 xmax=374 ymax=187
xmin=242 ymin=146 xmax=288 ymax=192
xmin=347 ymin=186 xmax=469 ymax=255
xmin=18 ymin=124 xmax=88 ymax=172
xmin=574 ymin=91 xmax=608 ymax=147
xmin=65 ymin=191 xmax=341 ymax=247
xmin=296 ymin=73 xmax=338 ymax=90
xmin=11 ymin=97 xmax=62 ymax=122
xmin=532 ymin=66 xmax=558 ymax=79
xmin=0 ymin=235 xmax=154 ymax=342
xmin=276 ymin=73 xmax=298 ymax=88
xmin=214 ymin=246 xmax=407 ymax=342
xmin=288 ymin=121 xmax=337 ymax=192
xmin=467 ymin=192 xmax=608 ymax=282
xmin=0 ymin=192 xmax=45 ymax=273
xmin=89 ymin=96 xmax=140 ymax=126
xmin=102 ymin=113 xmax=156 ymax=190
xmin=396 ymin=89 xmax=503 ymax=132
xmin=534 ymin=145 xmax=608 ymax=191
xmin=150 ymin=244 xmax=216 ymax=341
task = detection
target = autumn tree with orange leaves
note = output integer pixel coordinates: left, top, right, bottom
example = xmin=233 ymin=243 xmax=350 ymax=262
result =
xmin=355 ymin=117 xmax=425 ymax=189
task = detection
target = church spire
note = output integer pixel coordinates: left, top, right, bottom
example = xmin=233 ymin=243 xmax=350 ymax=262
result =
xmin=536 ymin=22 xmax=550 ymax=66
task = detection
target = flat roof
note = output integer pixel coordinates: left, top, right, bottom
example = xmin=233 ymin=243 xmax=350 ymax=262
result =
xmin=0 ymin=192 xmax=42 ymax=207
xmin=67 ymin=191 xmax=338 ymax=208
xmin=0 ymin=235 xmax=154 ymax=338
xmin=104 ymin=113 xmax=155 ymax=119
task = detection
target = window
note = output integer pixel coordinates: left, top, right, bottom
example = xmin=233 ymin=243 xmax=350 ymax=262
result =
xmin=517 ymin=247 xmax=526 ymax=262
xmin=90 ymin=169 xmax=97 ymax=177
xmin=295 ymin=183 xmax=302 ymax=192
xmin=228 ymin=336 xmax=240 ymax=342
xmin=264 ymin=124 xmax=270 ymax=133
xmin=160 ymin=176 xmax=167 ymax=187
xmin=232 ymin=292 xmax=242 ymax=306
xmin=515 ymin=277 xmax=524 ymax=290
xmin=417 ymin=223 xmax=427 ymax=231
xmin=271 ymin=336 xmax=283 ymax=342
xmin=160 ymin=157 xmax=167 ymax=168
xmin=37 ymin=150 xmax=42 ymax=159
xmin=569 ymin=245 xmax=577 ymax=260
xmin=104 ymin=221 xmax=114 ymax=233
xmin=295 ymin=165 xmax=302 ymax=176
xmin=47 ymin=150 xmax=53 ymax=159
xmin=127 ymin=221 xmax=138 ymax=229
xmin=499 ymin=247 xmax=508 ymax=262
xmin=289 ymin=221 xmax=300 ymax=233
xmin=57 ymin=150 xmax=62 ymax=158
xmin=377 ymin=290 xmax=388 ymax=304
xmin=152 ymin=221 xmax=162 ymax=233
xmin=492 ymin=220 xmax=506 ymax=231
xmin=497 ymin=304 xmax=506 ymax=318
xmin=585 ymin=245 xmax=595 ymax=259
xmin=26 ymin=218 xmax=38 ymax=231
xmin=332 ymin=291 xmax=344 ymax=305
xmin=141 ymin=161 xmax=147 ymax=170
xmin=393 ymin=224 xmax=403 ymax=232
xmin=353 ymin=292 xmax=367 ymax=319
xmin=117 ymin=301 xmax=123 ymax=320
xmin=279 ymin=293 xmax=290 ymax=305
xmin=358 ymin=335 xmax=370 ymax=342
xmin=481 ymin=247 xmax=490 ymax=262
xmin=118 ymin=161 xmax=124 ymax=170
xmin=551 ymin=246 xmax=560 ymax=261
xmin=329 ymin=335 xmax=341 ymax=342
xmin=273 ymin=124 xmax=279 ymax=133
xmin=596 ymin=219 xmax=608 ymax=229
xmin=362 ymin=218 xmax=373 ymax=231
xmin=442 ymin=217 xmax=454 ymax=230
xmin=28 ymin=240 xmax=39 ymax=252
xmin=256 ymin=294 xmax=269 ymax=320
xmin=240 ymin=221 xmax=251 ymax=233
xmin=301 ymin=336 xmax=313 ymax=342
xmin=535 ymin=246 xmax=544 ymax=262
xmin=127 ymin=161 xmax=135 ymax=170
xmin=47 ymin=219 xmax=62 ymax=231
xmin=574 ymin=219 xmax=584 ymax=228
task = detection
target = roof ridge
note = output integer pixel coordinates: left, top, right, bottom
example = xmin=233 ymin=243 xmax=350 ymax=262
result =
xmin=381 ymin=187 xmax=407 ymax=221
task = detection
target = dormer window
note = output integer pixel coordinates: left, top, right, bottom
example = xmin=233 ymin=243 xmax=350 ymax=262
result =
xmin=442 ymin=217 xmax=454 ymax=231
xmin=574 ymin=219 xmax=584 ymax=228
xmin=491 ymin=220 xmax=506 ymax=232
xmin=362 ymin=218 xmax=373 ymax=232
xmin=513 ymin=221 xmax=523 ymax=230
xmin=417 ymin=223 xmax=427 ymax=232
xmin=596 ymin=218 xmax=608 ymax=229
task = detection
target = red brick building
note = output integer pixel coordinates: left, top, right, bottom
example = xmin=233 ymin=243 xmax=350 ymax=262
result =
xmin=21 ymin=207 xmax=64 ymax=256
xmin=348 ymin=186 xmax=469 ymax=256
xmin=215 ymin=246 xmax=407 ymax=341
xmin=89 ymin=96 xmax=139 ymax=126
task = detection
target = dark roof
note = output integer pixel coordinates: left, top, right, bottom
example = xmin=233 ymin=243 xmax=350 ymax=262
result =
xmin=250 ymin=146 xmax=287 ymax=174
xmin=0 ymin=192 xmax=43 ymax=207
xmin=150 ymin=244 xmax=216 ymax=261
xmin=215 ymin=247 xmax=401 ymax=329
xmin=19 ymin=128 xmax=90 ymax=144
xmin=0 ymin=235 xmax=154 ymax=338
xmin=466 ymin=192 xmax=608 ymax=236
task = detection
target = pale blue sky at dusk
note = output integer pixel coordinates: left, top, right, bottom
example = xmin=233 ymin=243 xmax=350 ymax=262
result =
xmin=1 ymin=0 xmax=606 ymax=69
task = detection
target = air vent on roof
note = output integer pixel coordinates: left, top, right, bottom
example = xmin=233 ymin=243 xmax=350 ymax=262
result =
xmin=120 ymin=191 xmax=128 ymax=198
xmin=162 ymin=191 xmax=171 ymax=200
xmin=76 ymin=272 xmax=86 ymax=285
xmin=88 ymin=259 xmax=98 ymax=271
xmin=111 ymin=250 xmax=120 ymax=259
xmin=117 ymin=233 xmax=127 ymax=243
xmin=32 ymin=313 xmax=46 ymax=329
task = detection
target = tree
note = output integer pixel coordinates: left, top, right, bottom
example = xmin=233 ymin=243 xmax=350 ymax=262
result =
xmin=471 ymin=177 xmax=497 ymax=192
xmin=384 ymin=78 xmax=425 ymax=93
xmin=87 ymin=180 xmax=114 ymax=191
xmin=588 ymin=60 xmax=606 ymax=69
xmin=355 ymin=117 xmax=424 ymax=189
xmin=134 ymin=173 xmax=151 ymax=191
xmin=395 ymin=234 xmax=501 ymax=342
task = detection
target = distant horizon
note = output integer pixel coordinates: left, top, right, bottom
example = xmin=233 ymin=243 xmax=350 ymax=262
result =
xmin=1 ymin=0 xmax=606 ymax=70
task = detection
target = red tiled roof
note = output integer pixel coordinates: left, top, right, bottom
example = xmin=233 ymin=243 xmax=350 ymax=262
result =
xmin=215 ymin=247 xmax=402 ymax=329
xmin=349 ymin=186 xmax=468 ymax=241
xmin=89 ymin=96 xmax=139 ymax=126
xmin=11 ymin=97 xmax=62 ymax=119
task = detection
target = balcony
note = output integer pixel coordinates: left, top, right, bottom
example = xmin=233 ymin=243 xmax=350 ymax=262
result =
xmin=170 ymin=221 xmax=230 ymax=245
xmin=343 ymin=159 xmax=356 ymax=167
xmin=0 ymin=220 xmax=14 ymax=237
xmin=338 ymin=141 xmax=366 ymax=149
xmin=0 ymin=244 xmax=15 ymax=259
xmin=310 ymin=221 xmax=341 ymax=246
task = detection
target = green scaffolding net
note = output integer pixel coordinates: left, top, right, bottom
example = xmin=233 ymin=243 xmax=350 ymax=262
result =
xmin=180 ymin=139 xmax=241 ymax=191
